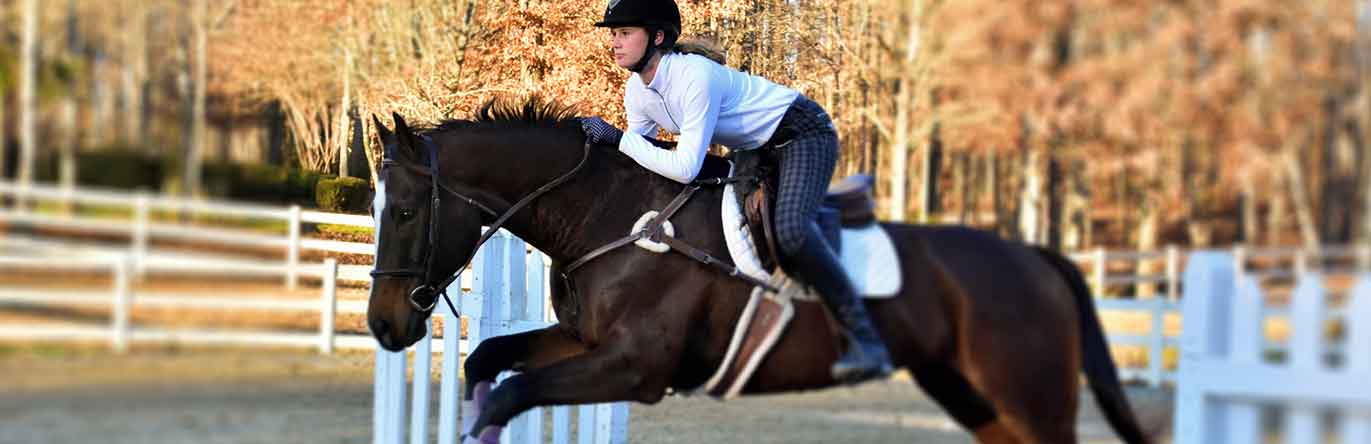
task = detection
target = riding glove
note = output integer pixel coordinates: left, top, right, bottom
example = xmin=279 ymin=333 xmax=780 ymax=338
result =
xmin=579 ymin=116 xmax=624 ymax=146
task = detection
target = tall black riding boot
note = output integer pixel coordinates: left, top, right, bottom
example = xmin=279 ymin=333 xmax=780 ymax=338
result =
xmin=783 ymin=223 xmax=894 ymax=384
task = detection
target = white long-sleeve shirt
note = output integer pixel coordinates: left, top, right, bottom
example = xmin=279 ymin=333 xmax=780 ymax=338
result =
xmin=618 ymin=52 xmax=799 ymax=184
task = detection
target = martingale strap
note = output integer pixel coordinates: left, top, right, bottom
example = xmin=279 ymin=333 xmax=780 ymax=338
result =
xmin=563 ymin=183 xmax=778 ymax=293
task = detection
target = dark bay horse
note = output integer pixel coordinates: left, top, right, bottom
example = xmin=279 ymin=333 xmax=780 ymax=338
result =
xmin=366 ymin=97 xmax=1152 ymax=444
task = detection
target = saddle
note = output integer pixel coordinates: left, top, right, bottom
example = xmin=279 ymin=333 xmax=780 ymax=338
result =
xmin=703 ymin=148 xmax=878 ymax=273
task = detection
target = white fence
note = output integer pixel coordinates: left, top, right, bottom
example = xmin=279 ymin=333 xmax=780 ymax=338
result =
xmin=373 ymin=232 xmax=629 ymax=444
xmin=1174 ymin=251 xmax=1371 ymax=444
xmin=0 ymin=254 xmax=390 ymax=353
xmin=0 ymin=180 xmax=376 ymax=287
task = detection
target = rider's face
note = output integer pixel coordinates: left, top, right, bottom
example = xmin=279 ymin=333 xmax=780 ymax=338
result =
xmin=609 ymin=26 xmax=653 ymax=69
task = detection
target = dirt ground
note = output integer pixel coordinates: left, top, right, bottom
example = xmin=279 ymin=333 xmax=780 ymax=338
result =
xmin=0 ymin=344 xmax=1176 ymax=444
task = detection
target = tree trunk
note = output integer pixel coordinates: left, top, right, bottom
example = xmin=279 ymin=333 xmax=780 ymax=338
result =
xmin=17 ymin=0 xmax=39 ymax=200
xmin=888 ymin=4 xmax=921 ymax=222
xmin=1062 ymin=158 xmax=1091 ymax=251
xmin=989 ymin=151 xmax=1010 ymax=236
xmin=122 ymin=7 xmax=147 ymax=148
xmin=1361 ymin=0 xmax=1371 ymax=243
xmin=1240 ymin=173 xmax=1260 ymax=244
xmin=337 ymin=46 xmax=353 ymax=177
xmin=919 ymin=122 xmax=942 ymax=222
xmin=0 ymin=89 xmax=7 ymax=180
xmin=1284 ymin=149 xmax=1322 ymax=254
xmin=59 ymin=100 xmax=77 ymax=215
xmin=1135 ymin=198 xmax=1159 ymax=298
xmin=1320 ymin=98 xmax=1357 ymax=244
xmin=1351 ymin=120 xmax=1371 ymax=244
xmin=955 ymin=153 xmax=971 ymax=224
xmin=1046 ymin=154 xmax=1064 ymax=250
xmin=184 ymin=0 xmax=208 ymax=197
xmin=1268 ymin=176 xmax=1289 ymax=246
xmin=1135 ymin=154 xmax=1163 ymax=298
xmin=1019 ymin=147 xmax=1042 ymax=244
xmin=452 ymin=0 xmax=480 ymax=81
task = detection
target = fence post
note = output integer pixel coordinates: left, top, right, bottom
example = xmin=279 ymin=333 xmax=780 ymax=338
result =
xmin=1093 ymin=247 xmax=1107 ymax=297
xmin=1285 ymin=272 xmax=1325 ymax=444
xmin=437 ymin=300 xmax=462 ymax=444
xmin=1174 ymin=252 xmax=1237 ymax=444
xmin=1224 ymin=274 xmax=1265 ymax=444
xmin=287 ymin=205 xmax=302 ymax=290
xmin=1343 ymin=274 xmax=1371 ymax=444
xmin=1232 ymin=245 xmax=1247 ymax=276
xmin=1166 ymin=245 xmax=1180 ymax=301
xmin=594 ymin=403 xmax=630 ymax=444
xmin=1148 ymin=300 xmax=1165 ymax=386
xmin=1293 ymin=249 xmax=1309 ymax=277
xmin=410 ymin=318 xmax=433 ymax=444
xmin=319 ymin=259 xmax=338 ymax=354
xmin=111 ymin=256 xmax=132 ymax=353
xmin=131 ymin=192 xmax=150 ymax=276
xmin=553 ymin=406 xmax=572 ymax=444
xmin=1357 ymin=244 xmax=1371 ymax=273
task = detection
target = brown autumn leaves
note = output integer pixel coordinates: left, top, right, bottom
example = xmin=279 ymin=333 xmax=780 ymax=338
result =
xmin=208 ymin=0 xmax=1362 ymax=246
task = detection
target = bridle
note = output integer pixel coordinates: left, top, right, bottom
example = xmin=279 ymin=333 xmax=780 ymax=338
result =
xmin=369 ymin=134 xmax=592 ymax=314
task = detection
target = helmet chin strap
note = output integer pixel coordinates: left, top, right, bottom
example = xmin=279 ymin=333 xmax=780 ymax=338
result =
xmin=628 ymin=27 xmax=661 ymax=73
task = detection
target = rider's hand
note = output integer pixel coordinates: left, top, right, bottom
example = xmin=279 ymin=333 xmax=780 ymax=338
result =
xmin=579 ymin=116 xmax=624 ymax=147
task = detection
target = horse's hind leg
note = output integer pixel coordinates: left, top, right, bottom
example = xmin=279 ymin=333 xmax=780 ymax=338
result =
xmin=911 ymin=364 xmax=1023 ymax=444
xmin=960 ymin=341 xmax=1081 ymax=444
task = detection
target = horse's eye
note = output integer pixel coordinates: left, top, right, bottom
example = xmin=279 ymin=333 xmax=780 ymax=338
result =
xmin=398 ymin=208 xmax=416 ymax=220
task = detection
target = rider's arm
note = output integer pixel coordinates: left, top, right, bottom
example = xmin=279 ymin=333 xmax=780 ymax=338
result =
xmin=624 ymin=94 xmax=660 ymax=139
xmin=618 ymin=67 xmax=721 ymax=184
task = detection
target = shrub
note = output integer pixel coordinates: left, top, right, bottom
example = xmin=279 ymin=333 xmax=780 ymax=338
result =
xmin=314 ymin=176 xmax=370 ymax=213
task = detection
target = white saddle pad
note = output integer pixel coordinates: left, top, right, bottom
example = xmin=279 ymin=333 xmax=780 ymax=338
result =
xmin=721 ymin=182 xmax=902 ymax=299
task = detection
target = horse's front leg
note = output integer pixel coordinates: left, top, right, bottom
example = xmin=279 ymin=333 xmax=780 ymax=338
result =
xmin=466 ymin=330 xmax=673 ymax=443
xmin=462 ymin=325 xmax=587 ymax=441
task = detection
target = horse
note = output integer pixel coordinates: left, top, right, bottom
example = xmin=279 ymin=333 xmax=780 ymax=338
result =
xmin=365 ymin=97 xmax=1152 ymax=444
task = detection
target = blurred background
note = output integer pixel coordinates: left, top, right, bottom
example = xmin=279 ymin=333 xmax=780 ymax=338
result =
xmin=0 ymin=1 xmax=1366 ymax=443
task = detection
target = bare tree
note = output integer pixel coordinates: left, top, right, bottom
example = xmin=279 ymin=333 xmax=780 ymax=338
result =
xmin=122 ymin=4 xmax=148 ymax=148
xmin=17 ymin=0 xmax=38 ymax=199
xmin=0 ymin=89 xmax=7 ymax=180
xmin=184 ymin=0 xmax=208 ymax=197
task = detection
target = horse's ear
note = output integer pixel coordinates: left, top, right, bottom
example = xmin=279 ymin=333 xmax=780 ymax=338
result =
xmin=391 ymin=112 xmax=422 ymax=158
xmin=392 ymin=112 xmax=409 ymax=135
xmin=373 ymin=115 xmax=393 ymax=153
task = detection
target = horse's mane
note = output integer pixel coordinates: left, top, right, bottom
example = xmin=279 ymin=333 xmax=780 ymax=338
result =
xmin=426 ymin=95 xmax=580 ymax=134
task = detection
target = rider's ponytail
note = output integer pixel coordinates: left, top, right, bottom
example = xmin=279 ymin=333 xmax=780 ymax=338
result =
xmin=673 ymin=37 xmax=726 ymax=66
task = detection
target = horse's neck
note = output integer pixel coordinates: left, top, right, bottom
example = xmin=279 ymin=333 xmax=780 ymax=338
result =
xmin=438 ymin=132 xmax=641 ymax=263
xmin=488 ymin=152 xmax=682 ymax=266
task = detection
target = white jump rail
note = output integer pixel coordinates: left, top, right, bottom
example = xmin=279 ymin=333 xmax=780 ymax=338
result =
xmin=1174 ymin=252 xmax=1371 ymax=444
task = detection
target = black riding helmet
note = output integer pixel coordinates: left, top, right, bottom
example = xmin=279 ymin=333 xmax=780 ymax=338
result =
xmin=594 ymin=0 xmax=681 ymax=73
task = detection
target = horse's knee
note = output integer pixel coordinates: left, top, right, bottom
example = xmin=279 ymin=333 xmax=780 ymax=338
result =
xmin=464 ymin=337 xmax=520 ymax=393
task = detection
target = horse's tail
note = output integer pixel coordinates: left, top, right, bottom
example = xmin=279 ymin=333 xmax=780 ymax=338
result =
xmin=1032 ymin=246 xmax=1152 ymax=444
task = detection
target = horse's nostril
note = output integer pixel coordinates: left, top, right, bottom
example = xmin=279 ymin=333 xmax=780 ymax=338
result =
xmin=372 ymin=319 xmax=390 ymax=335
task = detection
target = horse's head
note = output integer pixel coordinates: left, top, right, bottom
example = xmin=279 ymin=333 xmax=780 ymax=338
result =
xmin=368 ymin=113 xmax=484 ymax=351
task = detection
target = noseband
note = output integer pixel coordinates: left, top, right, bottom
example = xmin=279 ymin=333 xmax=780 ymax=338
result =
xmin=370 ymin=134 xmax=591 ymax=314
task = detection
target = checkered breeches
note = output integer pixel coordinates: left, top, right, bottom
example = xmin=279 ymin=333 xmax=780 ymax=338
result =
xmin=770 ymin=96 xmax=839 ymax=255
